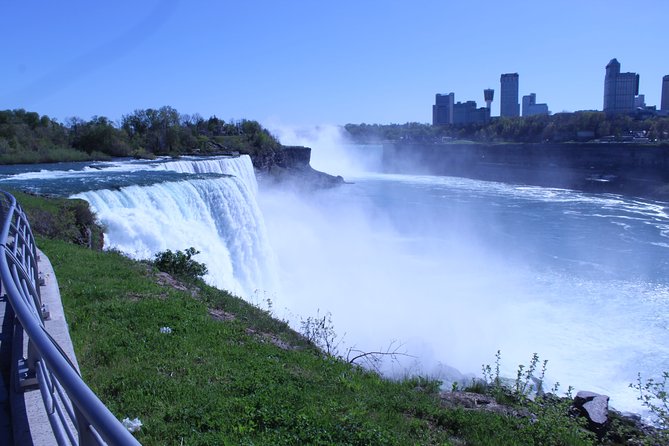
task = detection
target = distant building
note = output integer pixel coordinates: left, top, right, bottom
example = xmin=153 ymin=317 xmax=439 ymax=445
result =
xmin=603 ymin=58 xmax=639 ymax=114
xmin=634 ymin=94 xmax=646 ymax=109
xmin=662 ymin=75 xmax=669 ymax=111
xmin=522 ymin=93 xmax=549 ymax=116
xmin=484 ymin=89 xmax=494 ymax=110
xmin=453 ymin=101 xmax=490 ymax=125
xmin=500 ymin=73 xmax=520 ymax=117
xmin=433 ymin=93 xmax=454 ymax=125
xmin=432 ymin=93 xmax=490 ymax=125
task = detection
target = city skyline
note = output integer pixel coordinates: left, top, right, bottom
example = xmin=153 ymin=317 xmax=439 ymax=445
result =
xmin=436 ymin=57 xmax=665 ymax=123
xmin=1 ymin=1 xmax=668 ymax=126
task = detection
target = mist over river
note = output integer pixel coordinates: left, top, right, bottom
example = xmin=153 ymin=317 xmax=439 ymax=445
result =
xmin=270 ymin=127 xmax=669 ymax=415
xmin=1 ymin=130 xmax=668 ymax=415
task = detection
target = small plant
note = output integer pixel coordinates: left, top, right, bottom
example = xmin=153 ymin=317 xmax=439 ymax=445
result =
xmin=299 ymin=310 xmax=341 ymax=356
xmin=514 ymin=352 xmax=548 ymax=397
xmin=481 ymin=350 xmax=548 ymax=403
xmin=252 ymin=289 xmax=275 ymax=315
xmin=478 ymin=351 xmax=595 ymax=445
xmin=154 ymin=247 xmax=207 ymax=282
xmin=630 ymin=371 xmax=669 ymax=444
xmin=482 ymin=349 xmax=503 ymax=389
xmin=345 ymin=340 xmax=413 ymax=373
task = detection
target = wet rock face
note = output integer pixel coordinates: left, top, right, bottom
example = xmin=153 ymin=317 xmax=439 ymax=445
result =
xmin=251 ymin=146 xmax=312 ymax=172
xmin=275 ymin=146 xmax=311 ymax=168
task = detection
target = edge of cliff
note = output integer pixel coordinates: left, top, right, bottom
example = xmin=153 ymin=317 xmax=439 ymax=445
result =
xmin=251 ymin=145 xmax=345 ymax=190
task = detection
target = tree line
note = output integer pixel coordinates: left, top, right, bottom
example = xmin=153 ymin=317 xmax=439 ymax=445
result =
xmin=345 ymin=111 xmax=669 ymax=144
xmin=0 ymin=106 xmax=281 ymax=164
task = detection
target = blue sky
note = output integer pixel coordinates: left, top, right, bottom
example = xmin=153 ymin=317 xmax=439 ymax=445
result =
xmin=2 ymin=1 xmax=667 ymax=127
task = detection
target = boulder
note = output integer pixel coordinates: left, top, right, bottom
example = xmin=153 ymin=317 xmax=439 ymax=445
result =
xmin=572 ymin=390 xmax=609 ymax=435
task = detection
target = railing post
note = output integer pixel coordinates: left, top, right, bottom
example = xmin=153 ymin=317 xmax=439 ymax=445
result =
xmin=74 ymin=406 xmax=98 ymax=446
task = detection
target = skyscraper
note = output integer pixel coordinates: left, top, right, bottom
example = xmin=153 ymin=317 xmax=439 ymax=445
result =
xmin=500 ymin=73 xmax=519 ymax=117
xmin=432 ymin=93 xmax=454 ymax=125
xmin=603 ymin=58 xmax=639 ymax=114
xmin=662 ymin=75 xmax=669 ymax=111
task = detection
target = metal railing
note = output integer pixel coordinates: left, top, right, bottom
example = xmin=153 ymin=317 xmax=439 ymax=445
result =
xmin=0 ymin=191 xmax=141 ymax=446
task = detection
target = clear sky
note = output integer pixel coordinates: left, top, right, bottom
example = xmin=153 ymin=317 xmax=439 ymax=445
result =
xmin=2 ymin=1 xmax=668 ymax=127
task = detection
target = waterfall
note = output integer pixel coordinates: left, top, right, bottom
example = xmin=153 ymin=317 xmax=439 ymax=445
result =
xmin=158 ymin=155 xmax=258 ymax=195
xmin=72 ymin=155 xmax=276 ymax=298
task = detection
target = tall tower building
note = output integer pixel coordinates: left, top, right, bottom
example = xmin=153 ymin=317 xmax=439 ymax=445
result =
xmin=484 ymin=89 xmax=494 ymax=110
xmin=603 ymin=58 xmax=639 ymax=114
xmin=662 ymin=75 xmax=669 ymax=111
xmin=500 ymin=73 xmax=520 ymax=117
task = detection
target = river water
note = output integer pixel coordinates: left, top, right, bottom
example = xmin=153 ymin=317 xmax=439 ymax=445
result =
xmin=1 ymin=144 xmax=668 ymax=414
xmin=263 ymin=136 xmax=669 ymax=414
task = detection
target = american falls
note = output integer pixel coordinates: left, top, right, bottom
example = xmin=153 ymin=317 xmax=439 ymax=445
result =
xmin=72 ymin=155 xmax=277 ymax=298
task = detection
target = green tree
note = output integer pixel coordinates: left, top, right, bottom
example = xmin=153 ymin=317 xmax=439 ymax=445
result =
xmin=71 ymin=116 xmax=131 ymax=156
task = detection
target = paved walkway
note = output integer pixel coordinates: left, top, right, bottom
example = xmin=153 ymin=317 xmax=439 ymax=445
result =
xmin=8 ymin=249 xmax=80 ymax=446
xmin=0 ymin=292 xmax=14 ymax=444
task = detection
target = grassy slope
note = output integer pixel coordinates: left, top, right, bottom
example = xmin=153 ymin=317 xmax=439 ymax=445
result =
xmin=37 ymin=237 xmax=596 ymax=446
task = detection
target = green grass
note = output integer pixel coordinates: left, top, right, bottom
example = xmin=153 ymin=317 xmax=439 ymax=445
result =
xmin=10 ymin=189 xmax=103 ymax=248
xmin=38 ymin=237 xmax=600 ymax=446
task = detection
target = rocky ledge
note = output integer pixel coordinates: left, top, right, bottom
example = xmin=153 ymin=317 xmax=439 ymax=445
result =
xmin=253 ymin=145 xmax=345 ymax=190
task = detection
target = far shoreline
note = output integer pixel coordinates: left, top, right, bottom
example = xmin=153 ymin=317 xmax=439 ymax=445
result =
xmin=381 ymin=140 xmax=669 ymax=202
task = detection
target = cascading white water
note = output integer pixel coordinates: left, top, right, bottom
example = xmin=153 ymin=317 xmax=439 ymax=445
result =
xmin=158 ymin=156 xmax=259 ymax=195
xmin=72 ymin=155 xmax=276 ymax=298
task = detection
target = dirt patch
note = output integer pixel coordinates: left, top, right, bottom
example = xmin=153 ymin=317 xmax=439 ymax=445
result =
xmin=155 ymin=271 xmax=188 ymax=291
xmin=246 ymin=328 xmax=297 ymax=351
xmin=209 ymin=308 xmax=235 ymax=322
xmin=439 ymin=391 xmax=532 ymax=419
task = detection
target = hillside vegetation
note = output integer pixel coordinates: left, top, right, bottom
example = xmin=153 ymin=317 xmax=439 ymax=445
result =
xmin=0 ymin=107 xmax=280 ymax=164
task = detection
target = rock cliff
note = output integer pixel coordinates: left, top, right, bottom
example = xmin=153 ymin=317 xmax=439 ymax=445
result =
xmin=383 ymin=142 xmax=669 ymax=199
xmin=253 ymin=145 xmax=345 ymax=189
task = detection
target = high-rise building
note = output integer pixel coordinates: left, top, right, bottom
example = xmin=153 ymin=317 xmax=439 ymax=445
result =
xmin=500 ymin=73 xmax=520 ymax=117
xmin=662 ymin=75 xmax=669 ymax=111
xmin=603 ymin=58 xmax=639 ymax=114
xmin=522 ymin=93 xmax=549 ymax=116
xmin=433 ymin=93 xmax=454 ymax=125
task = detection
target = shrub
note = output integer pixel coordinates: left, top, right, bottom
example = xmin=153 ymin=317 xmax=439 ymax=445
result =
xmin=630 ymin=371 xmax=669 ymax=444
xmin=153 ymin=247 xmax=207 ymax=282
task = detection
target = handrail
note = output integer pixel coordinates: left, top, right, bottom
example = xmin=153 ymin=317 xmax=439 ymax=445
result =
xmin=0 ymin=191 xmax=141 ymax=446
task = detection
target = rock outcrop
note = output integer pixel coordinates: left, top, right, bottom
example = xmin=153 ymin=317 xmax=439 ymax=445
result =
xmin=254 ymin=145 xmax=345 ymax=190
xmin=572 ymin=390 xmax=610 ymax=436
